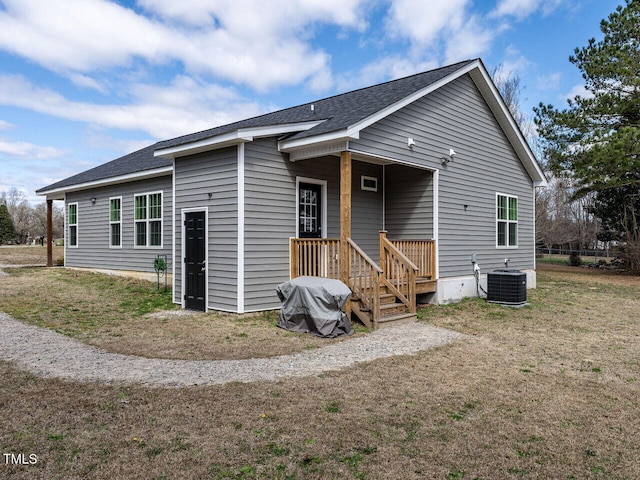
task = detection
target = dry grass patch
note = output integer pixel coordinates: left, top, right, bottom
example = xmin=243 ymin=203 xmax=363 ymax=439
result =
xmin=0 ymin=245 xmax=64 ymax=265
xmin=0 ymin=268 xmax=365 ymax=360
xmin=1 ymin=265 xmax=639 ymax=479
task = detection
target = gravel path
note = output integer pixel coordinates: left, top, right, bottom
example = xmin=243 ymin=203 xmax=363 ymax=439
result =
xmin=0 ymin=311 xmax=469 ymax=388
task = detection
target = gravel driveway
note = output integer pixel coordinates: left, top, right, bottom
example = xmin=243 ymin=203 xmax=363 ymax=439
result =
xmin=0 ymin=311 xmax=468 ymax=387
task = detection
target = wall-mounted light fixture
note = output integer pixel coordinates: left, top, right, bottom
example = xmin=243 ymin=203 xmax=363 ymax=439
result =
xmin=407 ymin=137 xmax=416 ymax=148
xmin=207 ymin=192 xmax=213 ymax=200
xmin=90 ymin=196 xmax=97 ymax=204
xmin=441 ymin=148 xmax=456 ymax=165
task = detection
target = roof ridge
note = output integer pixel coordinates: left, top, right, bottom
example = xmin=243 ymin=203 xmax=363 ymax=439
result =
xmin=310 ymin=58 xmax=476 ymax=104
xmin=158 ymin=59 xmax=476 ymax=147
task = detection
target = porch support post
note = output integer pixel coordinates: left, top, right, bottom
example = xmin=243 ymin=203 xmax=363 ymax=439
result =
xmin=340 ymin=151 xmax=352 ymax=316
xmin=46 ymin=199 xmax=53 ymax=267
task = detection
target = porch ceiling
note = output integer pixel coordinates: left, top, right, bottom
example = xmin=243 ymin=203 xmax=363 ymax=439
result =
xmin=288 ymin=146 xmax=436 ymax=172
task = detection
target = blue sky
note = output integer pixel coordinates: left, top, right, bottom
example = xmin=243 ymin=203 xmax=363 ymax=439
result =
xmin=0 ymin=0 xmax=623 ymax=203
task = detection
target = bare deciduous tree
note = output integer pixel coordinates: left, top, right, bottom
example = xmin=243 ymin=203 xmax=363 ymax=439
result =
xmin=1 ymin=188 xmax=64 ymax=243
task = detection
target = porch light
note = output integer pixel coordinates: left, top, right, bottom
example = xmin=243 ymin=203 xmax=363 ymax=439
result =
xmin=90 ymin=196 xmax=97 ymax=204
xmin=441 ymin=148 xmax=456 ymax=165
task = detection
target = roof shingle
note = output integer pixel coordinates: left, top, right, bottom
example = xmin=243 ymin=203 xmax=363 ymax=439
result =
xmin=38 ymin=59 xmax=475 ymax=194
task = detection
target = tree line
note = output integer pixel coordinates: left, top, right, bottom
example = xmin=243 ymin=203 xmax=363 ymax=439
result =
xmin=495 ymin=1 xmax=638 ymax=268
xmin=0 ymin=188 xmax=64 ymax=245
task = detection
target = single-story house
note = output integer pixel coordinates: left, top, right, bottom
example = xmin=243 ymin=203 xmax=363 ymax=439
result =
xmin=37 ymin=58 xmax=546 ymax=328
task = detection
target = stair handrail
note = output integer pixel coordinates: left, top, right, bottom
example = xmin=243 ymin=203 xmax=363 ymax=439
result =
xmin=379 ymin=231 xmax=418 ymax=313
xmin=346 ymin=238 xmax=382 ymax=325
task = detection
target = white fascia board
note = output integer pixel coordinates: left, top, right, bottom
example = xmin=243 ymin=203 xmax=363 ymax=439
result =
xmin=468 ymin=65 xmax=548 ymax=187
xmin=241 ymin=121 xmax=325 ymax=138
xmin=155 ymin=131 xmax=251 ymax=159
xmin=36 ymin=166 xmax=173 ymax=200
xmin=279 ymin=130 xmax=360 ymax=152
xmin=279 ymin=61 xmax=482 ymax=153
xmin=155 ymin=120 xmax=325 ymax=159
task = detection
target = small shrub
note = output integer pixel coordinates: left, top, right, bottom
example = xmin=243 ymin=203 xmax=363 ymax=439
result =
xmin=568 ymin=252 xmax=582 ymax=266
xmin=55 ymin=256 xmax=65 ymax=266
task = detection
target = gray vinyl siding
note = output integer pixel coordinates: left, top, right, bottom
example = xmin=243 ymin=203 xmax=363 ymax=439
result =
xmin=64 ymin=175 xmax=172 ymax=272
xmin=385 ymin=164 xmax=434 ymax=239
xmin=350 ymin=73 xmax=536 ymax=277
xmin=351 ymin=162 xmax=384 ymax=260
xmin=174 ymin=148 xmax=238 ymax=311
xmin=243 ymin=138 xmax=342 ymax=311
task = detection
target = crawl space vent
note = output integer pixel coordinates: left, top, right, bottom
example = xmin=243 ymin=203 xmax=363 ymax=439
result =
xmin=487 ymin=269 xmax=527 ymax=305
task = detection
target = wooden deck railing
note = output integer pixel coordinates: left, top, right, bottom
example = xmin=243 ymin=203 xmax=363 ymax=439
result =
xmin=290 ymin=235 xmax=436 ymax=325
xmin=347 ymin=238 xmax=382 ymax=323
xmin=290 ymin=238 xmax=341 ymax=279
xmin=389 ymin=238 xmax=436 ymax=279
xmin=379 ymin=231 xmax=418 ymax=313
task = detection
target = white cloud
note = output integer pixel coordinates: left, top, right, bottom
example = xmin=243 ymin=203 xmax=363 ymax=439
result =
xmin=0 ymin=120 xmax=15 ymax=131
xmin=537 ymin=72 xmax=561 ymax=91
xmin=385 ymin=0 xmax=470 ymax=45
xmin=335 ymin=54 xmax=440 ymax=93
xmin=0 ymin=0 xmax=175 ymax=72
xmin=564 ymin=83 xmax=593 ymax=102
xmin=67 ymin=73 xmax=110 ymax=94
xmin=0 ymin=73 xmax=266 ymax=139
xmin=498 ymin=46 xmax=533 ymax=75
xmin=383 ymin=0 xmax=496 ymax=66
xmin=491 ymin=0 xmax=564 ymax=20
xmin=0 ymin=0 xmax=374 ymax=92
xmin=0 ymin=139 xmax=65 ymax=159
xmin=444 ymin=15 xmax=494 ymax=63
xmin=138 ymin=0 xmax=369 ymax=30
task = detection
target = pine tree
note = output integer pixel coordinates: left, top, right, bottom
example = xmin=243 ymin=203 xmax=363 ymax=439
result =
xmin=534 ymin=0 xmax=640 ymax=269
xmin=0 ymin=203 xmax=16 ymax=244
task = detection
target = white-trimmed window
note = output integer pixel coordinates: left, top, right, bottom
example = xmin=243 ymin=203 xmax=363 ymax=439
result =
xmin=361 ymin=175 xmax=378 ymax=192
xmin=68 ymin=203 xmax=78 ymax=247
xmin=497 ymin=193 xmax=517 ymax=247
xmin=134 ymin=192 xmax=162 ymax=247
xmin=109 ymin=197 xmax=122 ymax=248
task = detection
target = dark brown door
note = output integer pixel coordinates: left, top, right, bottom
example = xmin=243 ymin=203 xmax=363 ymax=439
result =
xmin=184 ymin=211 xmax=206 ymax=311
xmin=299 ymin=183 xmax=322 ymax=238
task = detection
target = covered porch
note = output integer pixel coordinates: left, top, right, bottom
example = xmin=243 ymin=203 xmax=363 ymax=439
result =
xmin=289 ymin=151 xmax=437 ymax=329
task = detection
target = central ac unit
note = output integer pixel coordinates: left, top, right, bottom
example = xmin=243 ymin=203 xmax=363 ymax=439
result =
xmin=487 ymin=269 xmax=527 ymax=305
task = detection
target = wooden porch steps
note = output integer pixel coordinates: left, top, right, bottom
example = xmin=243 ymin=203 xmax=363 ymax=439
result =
xmin=351 ymin=283 xmax=420 ymax=329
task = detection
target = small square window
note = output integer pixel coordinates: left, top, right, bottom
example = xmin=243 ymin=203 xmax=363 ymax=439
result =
xmin=361 ymin=176 xmax=378 ymax=192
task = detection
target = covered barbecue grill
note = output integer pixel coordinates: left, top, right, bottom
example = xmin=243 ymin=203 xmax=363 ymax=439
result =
xmin=276 ymin=276 xmax=354 ymax=338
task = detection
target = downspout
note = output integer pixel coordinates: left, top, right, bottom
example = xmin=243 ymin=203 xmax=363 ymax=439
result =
xmin=237 ymin=142 xmax=245 ymax=314
xmin=382 ymin=164 xmax=386 ymax=231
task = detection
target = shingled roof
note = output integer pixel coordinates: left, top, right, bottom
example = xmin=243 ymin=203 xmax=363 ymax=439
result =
xmin=38 ymin=59 xmax=476 ymax=195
